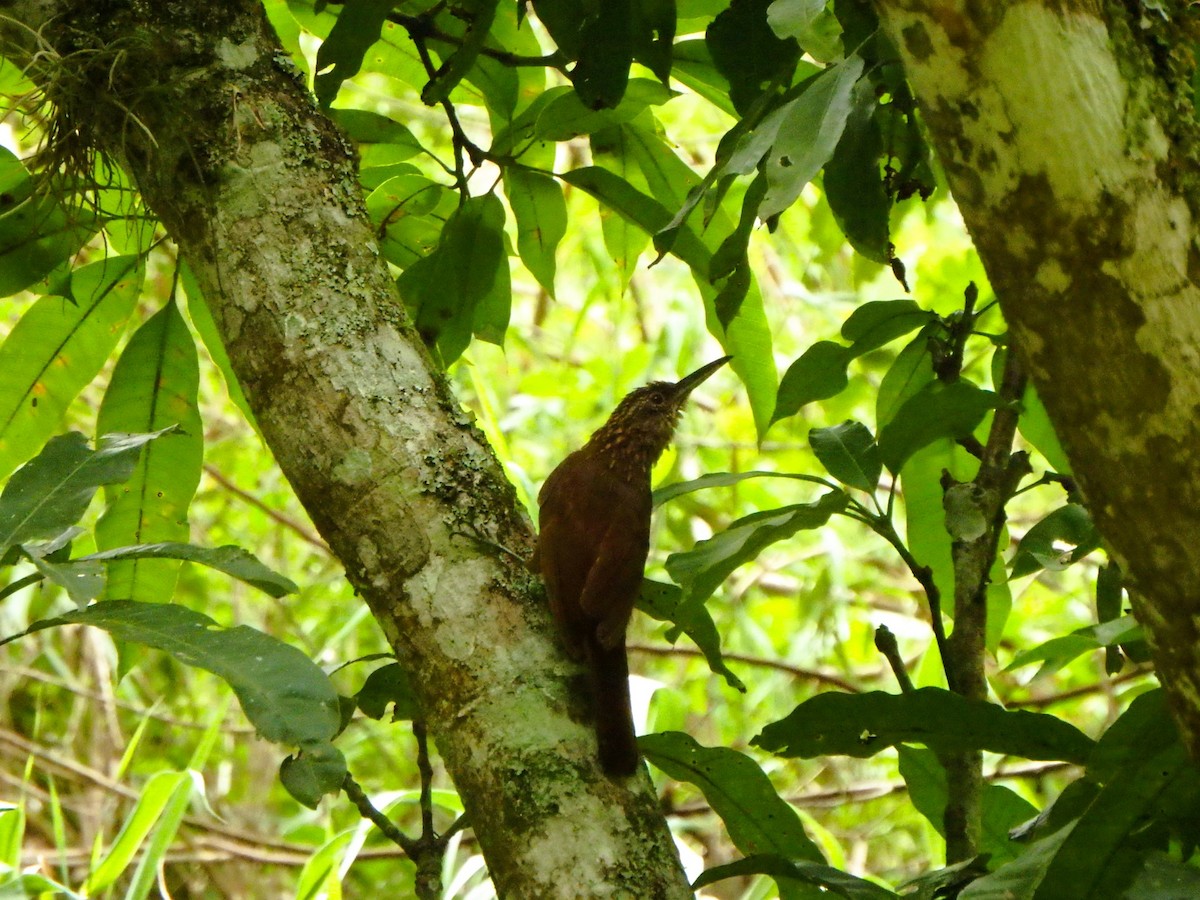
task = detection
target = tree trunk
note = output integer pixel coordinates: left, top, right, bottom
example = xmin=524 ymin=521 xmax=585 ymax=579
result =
xmin=872 ymin=0 xmax=1200 ymax=753
xmin=0 ymin=1 xmax=691 ymax=895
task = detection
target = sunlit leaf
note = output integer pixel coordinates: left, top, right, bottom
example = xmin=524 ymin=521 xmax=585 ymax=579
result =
xmin=809 ymin=421 xmax=880 ymax=493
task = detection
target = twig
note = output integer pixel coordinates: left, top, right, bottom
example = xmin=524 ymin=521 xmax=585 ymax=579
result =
xmin=342 ymin=772 xmax=419 ymax=855
xmin=874 ymin=625 xmax=914 ymax=693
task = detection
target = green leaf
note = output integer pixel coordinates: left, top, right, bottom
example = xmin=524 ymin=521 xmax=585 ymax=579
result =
xmin=280 ymin=743 xmax=348 ymax=809
xmin=1004 ymin=616 xmax=1142 ymax=679
xmin=671 ymin=39 xmax=736 ymax=115
xmin=0 ymin=256 xmax=144 ymax=480
xmin=80 ymin=542 xmax=298 ymax=598
xmin=1010 ymin=503 xmax=1100 ymax=578
xmin=840 ymin=300 xmax=934 ymax=355
xmin=706 ymin=0 xmax=800 ymax=114
xmin=365 ymin=173 xmax=457 ymax=269
xmin=766 ymin=0 xmax=827 ymax=41
xmin=809 ymin=421 xmax=881 ymax=493
xmin=96 ymin=300 xmax=203 ymax=603
xmin=1018 ymin=381 xmax=1071 ymax=475
xmin=824 ymin=76 xmax=890 ymax=263
xmin=314 ymin=0 xmax=396 ymax=108
xmin=27 ymin=555 xmax=105 ymax=608
xmin=637 ymin=579 xmax=745 ymax=691
xmin=753 ymin=688 xmax=1094 ymax=764
xmin=772 ymin=341 xmax=852 ymax=424
xmin=760 ymin=55 xmax=865 ymax=220
xmin=329 ymin=108 xmax=424 ymax=159
xmin=0 ymin=431 xmax=169 ymax=553
xmin=642 ymin=732 xmax=825 ymax=863
xmin=535 ymin=79 xmax=674 ymax=141
xmin=693 ymin=855 xmax=898 ymax=899
xmin=666 ymin=491 xmax=848 ymax=605
xmin=355 ymin=662 xmax=421 ymax=720
xmin=653 ymin=470 xmax=837 ymax=507
xmin=875 ymin=332 xmax=934 ymax=430
xmin=25 ymin=600 xmax=339 ymax=749
xmin=876 ymin=380 xmax=997 ymax=473
xmin=0 ymin=148 xmax=96 ymax=296
xmin=571 ymin=0 xmax=633 ymax=108
xmin=503 ymin=167 xmax=567 ymax=297
xmin=180 ymin=262 xmax=258 ymax=430
xmin=398 ymin=193 xmax=510 ymax=364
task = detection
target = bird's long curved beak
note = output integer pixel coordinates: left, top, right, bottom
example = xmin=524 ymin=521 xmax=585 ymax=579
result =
xmin=669 ymin=355 xmax=732 ymax=401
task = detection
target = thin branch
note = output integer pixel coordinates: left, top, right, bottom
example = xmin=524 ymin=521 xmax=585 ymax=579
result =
xmin=202 ymin=463 xmax=329 ymax=552
xmin=874 ymin=625 xmax=914 ymax=693
xmin=342 ymin=772 xmax=420 ymax=855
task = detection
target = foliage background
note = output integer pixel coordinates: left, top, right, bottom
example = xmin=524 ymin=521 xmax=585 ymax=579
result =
xmin=0 ymin=1 xmax=1170 ymax=897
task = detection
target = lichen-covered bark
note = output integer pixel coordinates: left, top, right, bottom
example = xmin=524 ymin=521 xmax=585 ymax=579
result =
xmin=0 ymin=1 xmax=690 ymax=895
xmin=873 ymin=0 xmax=1200 ymax=753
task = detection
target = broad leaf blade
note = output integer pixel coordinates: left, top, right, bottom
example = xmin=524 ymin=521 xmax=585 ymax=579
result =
xmin=0 ymin=256 xmax=144 ymax=480
xmin=81 ymin=542 xmax=298 ymax=598
xmin=753 ymin=688 xmax=1094 ymax=764
xmin=96 ymin=300 xmax=203 ymax=602
xmin=809 ymin=421 xmax=880 ymax=492
xmin=0 ymin=431 xmax=168 ymax=553
xmin=877 ymin=380 xmax=997 ymax=473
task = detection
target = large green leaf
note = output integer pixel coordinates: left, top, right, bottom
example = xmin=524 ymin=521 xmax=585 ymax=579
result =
xmin=637 ymin=578 xmax=745 ymax=691
xmin=313 ymin=0 xmax=397 ymax=108
xmin=96 ymin=300 xmax=203 ymax=602
xmin=642 ymin=733 xmax=826 ymax=886
xmin=180 ymin=262 xmax=257 ymax=430
xmin=706 ymin=0 xmax=799 ymax=113
xmin=1009 ymin=503 xmax=1100 ymax=579
xmin=877 ymin=380 xmax=997 ymax=473
xmin=1004 ymin=616 xmax=1142 ymax=680
xmin=397 ymin=193 xmax=510 ymax=364
xmin=535 ymin=79 xmax=674 ymax=141
xmin=15 ymin=600 xmax=340 ymax=751
xmin=840 ymin=300 xmax=934 ymax=355
xmin=81 ymin=542 xmax=298 ymax=598
xmin=364 ymin=173 xmax=457 ymax=269
xmin=653 ymin=469 xmax=837 ymax=507
xmin=823 ymin=77 xmax=890 ymax=263
xmin=0 ymin=256 xmax=144 ymax=480
xmin=503 ymin=166 xmax=567 ymax=297
xmin=0 ymin=431 xmax=168 ymax=553
xmin=773 ymin=341 xmax=852 ymax=423
xmin=753 ymin=689 xmax=1094 ymax=763
xmin=809 ymin=421 xmax=880 ymax=493
xmin=759 ymin=54 xmax=864 ymax=219
xmin=666 ymin=490 xmax=848 ymax=604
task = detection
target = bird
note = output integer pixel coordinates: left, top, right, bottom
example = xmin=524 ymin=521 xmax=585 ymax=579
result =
xmin=534 ymin=356 xmax=732 ymax=776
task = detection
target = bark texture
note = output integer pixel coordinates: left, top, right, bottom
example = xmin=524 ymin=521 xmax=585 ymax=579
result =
xmin=873 ymin=0 xmax=1200 ymax=753
xmin=0 ymin=1 xmax=691 ymax=895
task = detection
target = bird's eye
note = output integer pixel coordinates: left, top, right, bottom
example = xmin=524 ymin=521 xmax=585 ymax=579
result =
xmin=649 ymin=392 xmax=665 ymax=405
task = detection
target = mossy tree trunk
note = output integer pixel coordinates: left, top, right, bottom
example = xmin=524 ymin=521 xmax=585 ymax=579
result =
xmin=873 ymin=0 xmax=1200 ymax=754
xmin=0 ymin=1 xmax=691 ymax=896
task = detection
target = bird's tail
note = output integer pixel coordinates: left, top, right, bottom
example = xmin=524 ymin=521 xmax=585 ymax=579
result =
xmin=588 ymin=640 xmax=639 ymax=777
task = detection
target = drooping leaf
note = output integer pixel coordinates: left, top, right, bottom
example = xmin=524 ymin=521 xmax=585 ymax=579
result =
xmin=0 ymin=431 xmax=169 ymax=553
xmin=96 ymin=300 xmax=203 ymax=603
xmin=876 ymin=380 xmax=997 ymax=473
xmin=365 ymin=173 xmax=457 ymax=269
xmin=314 ymin=0 xmax=396 ymax=108
xmin=16 ymin=600 xmax=339 ymax=750
xmin=179 ymin=263 xmax=258 ymax=430
xmin=1018 ymin=382 xmax=1071 ymax=474
xmin=809 ymin=421 xmax=881 ymax=493
xmin=80 ymin=542 xmax=298 ymax=598
xmin=398 ymin=193 xmax=510 ymax=365
xmin=503 ymin=167 xmax=567 ymax=297
xmin=753 ymin=689 xmax=1094 ymax=764
xmin=666 ymin=491 xmax=848 ymax=605
xmin=772 ymin=341 xmax=852 ymax=424
xmin=1010 ymin=503 xmax=1100 ymax=578
xmin=329 ymin=109 xmax=424 ymax=159
xmin=706 ymin=0 xmax=799 ymax=114
xmin=534 ymin=79 xmax=675 ymax=141
xmin=280 ymin=743 xmax=348 ymax=809
xmin=760 ymin=54 xmax=865 ymax=220
xmin=642 ymin=732 xmax=825 ymax=864
xmin=0 ymin=256 xmax=144 ymax=481
xmin=571 ymin=0 xmax=633 ymax=109
xmin=653 ymin=470 xmax=837 ymax=507
xmin=638 ymin=579 xmax=745 ymax=691
xmin=355 ymin=662 xmax=421 ymax=721
xmin=875 ymin=332 xmax=934 ymax=430
xmin=693 ymin=855 xmax=898 ymax=899
xmin=823 ymin=78 xmax=891 ymax=263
